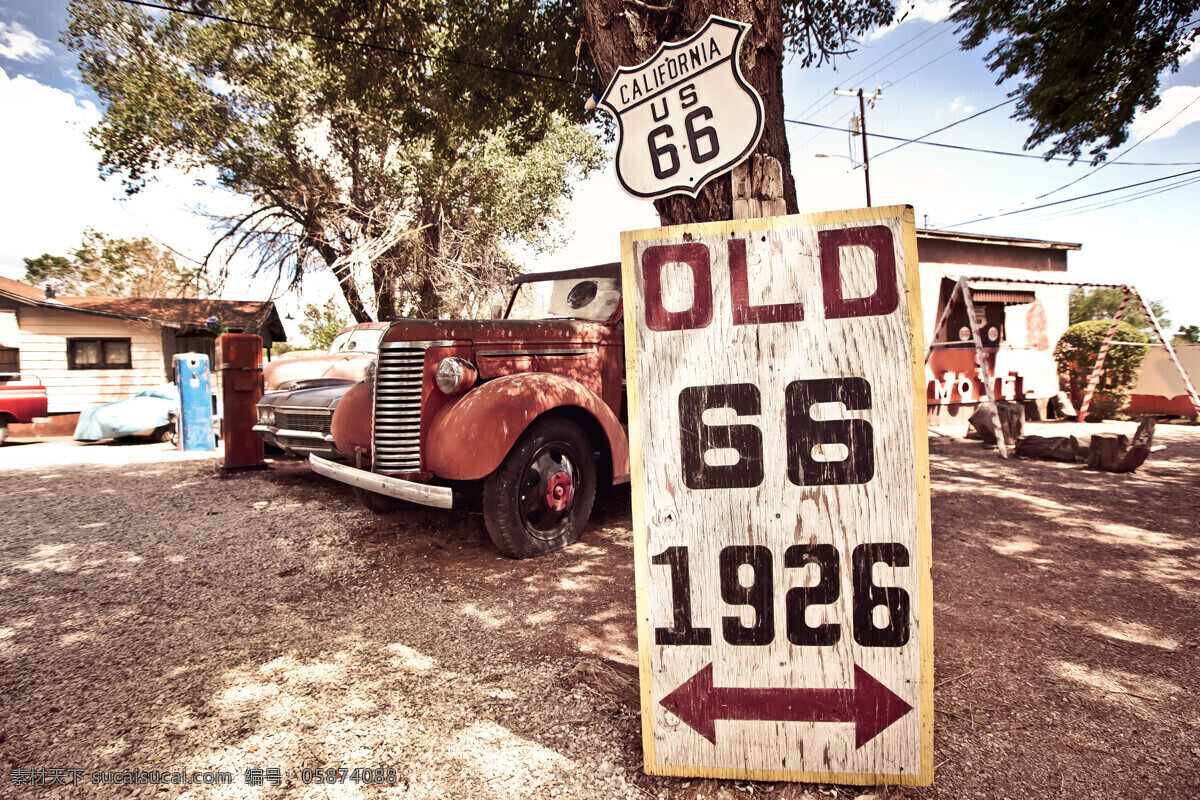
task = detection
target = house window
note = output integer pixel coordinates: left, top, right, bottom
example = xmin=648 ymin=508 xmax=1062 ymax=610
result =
xmin=0 ymin=347 xmax=17 ymax=378
xmin=68 ymin=338 xmax=132 ymax=370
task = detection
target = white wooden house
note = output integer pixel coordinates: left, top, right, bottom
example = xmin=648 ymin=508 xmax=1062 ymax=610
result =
xmin=0 ymin=276 xmax=285 ymax=418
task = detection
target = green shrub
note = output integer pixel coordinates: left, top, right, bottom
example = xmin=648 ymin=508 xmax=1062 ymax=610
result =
xmin=1054 ymin=320 xmax=1149 ymax=420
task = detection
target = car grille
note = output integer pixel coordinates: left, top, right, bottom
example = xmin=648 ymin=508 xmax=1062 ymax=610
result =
xmin=275 ymin=410 xmax=332 ymax=434
xmin=277 ymin=434 xmax=333 ymax=453
xmin=372 ymin=343 xmax=429 ymax=472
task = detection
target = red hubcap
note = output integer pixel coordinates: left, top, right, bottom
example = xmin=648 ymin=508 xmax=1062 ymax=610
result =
xmin=545 ymin=471 xmax=573 ymax=512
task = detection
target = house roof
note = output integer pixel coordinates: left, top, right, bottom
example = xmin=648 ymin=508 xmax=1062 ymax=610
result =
xmin=917 ymin=229 xmax=1081 ymax=251
xmin=0 ymin=275 xmax=54 ymax=304
xmin=62 ymin=296 xmax=286 ymax=340
xmin=0 ymin=275 xmax=286 ymax=341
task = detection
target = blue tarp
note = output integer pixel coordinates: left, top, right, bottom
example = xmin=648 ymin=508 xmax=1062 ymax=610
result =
xmin=73 ymin=384 xmax=179 ymax=442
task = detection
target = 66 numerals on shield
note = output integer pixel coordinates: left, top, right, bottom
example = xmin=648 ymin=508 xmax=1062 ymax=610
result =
xmin=647 ymin=84 xmax=720 ymax=181
xmin=654 ymin=374 xmax=910 ymax=652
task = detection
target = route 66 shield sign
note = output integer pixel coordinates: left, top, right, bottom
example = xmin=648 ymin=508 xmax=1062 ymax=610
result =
xmin=599 ymin=16 xmax=765 ymax=200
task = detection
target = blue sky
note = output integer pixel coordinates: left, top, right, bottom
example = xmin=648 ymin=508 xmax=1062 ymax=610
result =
xmin=2 ymin=0 xmax=1197 ymax=333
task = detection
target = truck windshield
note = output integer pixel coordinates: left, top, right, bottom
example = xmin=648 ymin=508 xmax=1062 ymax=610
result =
xmin=507 ymin=277 xmax=621 ymax=323
xmin=329 ymin=328 xmax=384 ymax=354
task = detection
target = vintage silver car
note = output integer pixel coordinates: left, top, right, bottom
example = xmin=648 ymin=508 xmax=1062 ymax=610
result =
xmin=253 ymin=379 xmax=356 ymax=458
xmin=263 ymin=322 xmax=387 ymax=390
xmin=255 ymin=322 xmax=389 ymax=457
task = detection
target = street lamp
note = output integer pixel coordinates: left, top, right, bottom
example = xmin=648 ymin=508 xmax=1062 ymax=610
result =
xmin=815 ymin=153 xmax=860 ymax=165
xmin=814 ymin=153 xmax=869 ymax=207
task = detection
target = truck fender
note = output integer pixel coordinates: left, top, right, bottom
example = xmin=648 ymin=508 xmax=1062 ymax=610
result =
xmin=425 ymin=373 xmax=629 ymax=483
xmin=330 ymin=381 xmax=373 ymax=458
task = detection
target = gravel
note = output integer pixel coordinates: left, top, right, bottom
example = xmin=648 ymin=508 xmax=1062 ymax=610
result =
xmin=4 ymin=421 xmax=1194 ymax=800
xmin=0 ymin=441 xmax=659 ymax=800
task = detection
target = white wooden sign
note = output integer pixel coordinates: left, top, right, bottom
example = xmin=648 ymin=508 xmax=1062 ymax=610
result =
xmin=599 ymin=16 xmax=764 ymax=200
xmin=621 ymin=206 xmax=933 ymax=785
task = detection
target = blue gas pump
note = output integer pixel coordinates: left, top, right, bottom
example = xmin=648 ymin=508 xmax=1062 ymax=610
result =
xmin=173 ymin=353 xmax=216 ymax=451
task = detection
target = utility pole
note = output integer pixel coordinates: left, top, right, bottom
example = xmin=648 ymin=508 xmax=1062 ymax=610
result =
xmin=834 ymin=87 xmax=883 ymax=206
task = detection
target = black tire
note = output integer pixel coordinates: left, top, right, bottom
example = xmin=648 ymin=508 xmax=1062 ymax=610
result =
xmin=482 ymin=417 xmax=597 ymax=558
xmin=353 ymin=486 xmax=406 ymax=514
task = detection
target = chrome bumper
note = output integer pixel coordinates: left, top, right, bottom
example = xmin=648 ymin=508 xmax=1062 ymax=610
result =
xmin=253 ymin=424 xmax=336 ymax=455
xmin=253 ymin=424 xmax=332 ymax=442
xmin=308 ymin=454 xmax=453 ymax=510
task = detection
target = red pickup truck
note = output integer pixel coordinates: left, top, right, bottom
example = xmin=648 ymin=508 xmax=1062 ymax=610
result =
xmin=309 ymin=264 xmax=628 ymax=558
xmin=0 ymin=379 xmax=49 ymax=444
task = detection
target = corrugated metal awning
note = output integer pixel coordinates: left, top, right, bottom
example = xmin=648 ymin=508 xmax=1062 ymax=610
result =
xmin=971 ymin=289 xmax=1036 ymax=305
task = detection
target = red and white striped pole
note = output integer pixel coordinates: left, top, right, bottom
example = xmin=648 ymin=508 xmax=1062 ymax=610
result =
xmin=1077 ymin=289 xmax=1130 ymax=422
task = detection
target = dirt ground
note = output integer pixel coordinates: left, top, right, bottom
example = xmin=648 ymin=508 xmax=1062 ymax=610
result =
xmin=0 ymin=420 xmax=1197 ymax=799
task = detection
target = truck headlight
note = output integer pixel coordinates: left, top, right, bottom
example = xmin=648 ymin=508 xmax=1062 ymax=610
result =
xmin=435 ymin=357 xmax=477 ymax=395
xmin=363 ymin=357 xmax=378 ymax=389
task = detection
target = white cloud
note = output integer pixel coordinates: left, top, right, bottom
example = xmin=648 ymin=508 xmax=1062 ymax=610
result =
xmin=1129 ymin=84 xmax=1200 ymax=142
xmin=0 ymin=67 xmax=254 ymax=296
xmin=949 ymin=97 xmax=975 ymax=115
xmin=0 ymin=20 xmax=52 ymax=62
xmin=870 ymin=0 xmax=953 ymax=40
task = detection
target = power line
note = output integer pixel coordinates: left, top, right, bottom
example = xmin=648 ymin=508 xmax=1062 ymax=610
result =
xmin=1032 ymin=92 xmax=1200 ymax=200
xmin=938 ymin=92 xmax=1200 ymax=225
xmin=853 ymin=26 xmax=953 ymax=92
xmin=786 ymin=118 xmax=1200 ymax=166
xmin=790 ymin=23 xmax=952 ymax=150
xmin=886 ymin=46 xmax=959 ymax=88
xmin=869 ymin=98 xmax=1017 ymax=160
xmin=113 ymin=0 xmax=578 ymax=86
xmin=1020 ymin=175 xmax=1200 ymax=224
xmin=942 ymin=168 xmax=1200 ymax=228
xmin=788 ymin=21 xmax=950 ymax=123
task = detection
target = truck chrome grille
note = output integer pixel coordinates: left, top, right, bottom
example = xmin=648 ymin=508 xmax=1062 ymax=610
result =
xmin=373 ymin=343 xmax=429 ymax=472
xmin=275 ymin=410 xmax=331 ymax=435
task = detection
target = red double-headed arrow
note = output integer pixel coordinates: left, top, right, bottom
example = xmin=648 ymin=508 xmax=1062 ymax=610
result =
xmin=660 ymin=663 xmax=912 ymax=749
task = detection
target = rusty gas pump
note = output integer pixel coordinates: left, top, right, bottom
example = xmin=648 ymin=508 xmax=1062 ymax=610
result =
xmin=215 ymin=333 xmax=265 ymax=474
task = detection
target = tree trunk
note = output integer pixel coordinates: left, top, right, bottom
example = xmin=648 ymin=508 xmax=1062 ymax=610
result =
xmin=416 ymin=222 xmax=443 ymax=318
xmin=579 ymin=0 xmax=798 ymax=225
xmin=1014 ymin=435 xmax=1079 ymax=462
xmin=968 ymin=400 xmax=1023 ymax=447
xmin=1087 ymin=433 xmax=1129 ymax=471
xmin=1085 ymin=420 xmax=1156 ymax=472
xmin=372 ymin=252 xmax=397 ymax=322
xmin=317 ymin=242 xmax=372 ymax=323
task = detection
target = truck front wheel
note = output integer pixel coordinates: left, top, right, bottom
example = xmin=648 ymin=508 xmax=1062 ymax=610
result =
xmin=483 ymin=417 xmax=597 ymax=558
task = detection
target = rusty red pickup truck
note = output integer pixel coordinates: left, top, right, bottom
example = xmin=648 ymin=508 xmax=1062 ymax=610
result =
xmin=0 ymin=379 xmax=49 ymax=444
xmin=310 ymin=264 xmax=629 ymax=558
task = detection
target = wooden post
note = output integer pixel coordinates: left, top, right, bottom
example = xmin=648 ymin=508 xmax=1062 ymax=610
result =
xmin=732 ymin=155 xmax=786 ymax=220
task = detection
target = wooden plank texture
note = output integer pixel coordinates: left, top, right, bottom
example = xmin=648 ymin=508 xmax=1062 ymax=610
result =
xmin=17 ymin=307 xmax=169 ymax=412
xmin=621 ymin=206 xmax=932 ymax=786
